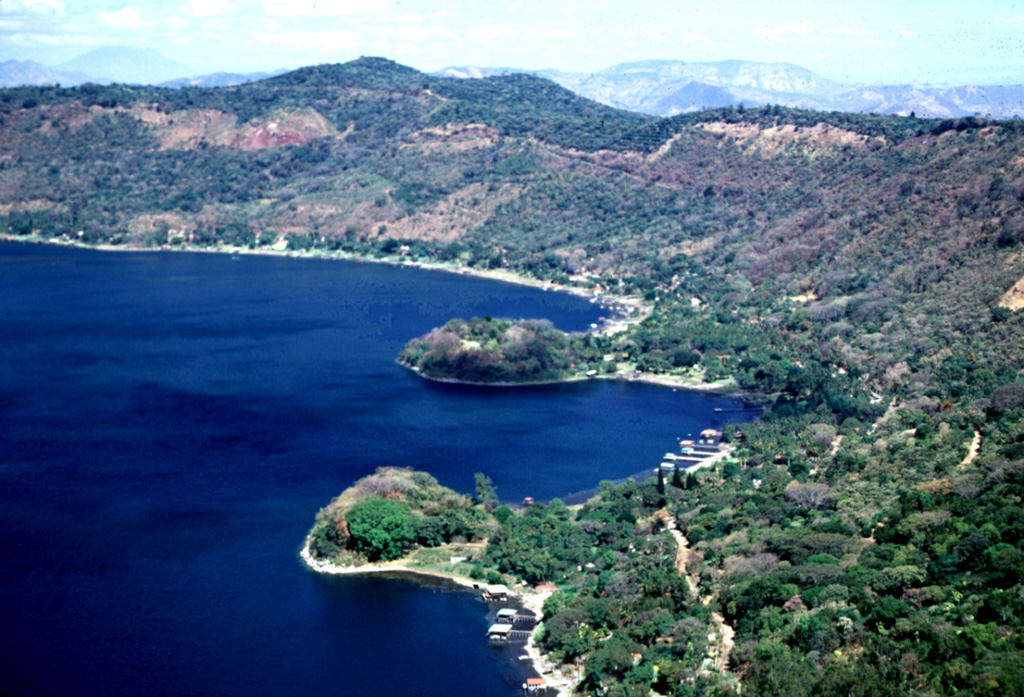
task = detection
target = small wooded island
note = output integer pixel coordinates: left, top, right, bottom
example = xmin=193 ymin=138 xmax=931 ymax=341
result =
xmin=398 ymin=316 xmax=615 ymax=384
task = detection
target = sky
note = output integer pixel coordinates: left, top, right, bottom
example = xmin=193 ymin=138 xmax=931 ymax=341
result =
xmin=1 ymin=0 xmax=1023 ymax=85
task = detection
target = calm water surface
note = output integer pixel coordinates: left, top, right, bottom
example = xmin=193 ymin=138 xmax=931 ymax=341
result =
xmin=0 ymin=243 xmax=749 ymax=697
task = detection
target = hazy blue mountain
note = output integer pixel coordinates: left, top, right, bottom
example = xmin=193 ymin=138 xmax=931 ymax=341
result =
xmin=825 ymin=83 xmax=1024 ymax=118
xmin=435 ymin=59 xmax=1024 ymax=119
xmin=0 ymin=59 xmax=90 ymax=88
xmin=159 ymin=70 xmax=287 ymax=89
xmin=433 ymin=65 xmax=534 ymax=79
xmin=589 ymin=59 xmax=844 ymax=98
xmin=649 ymin=81 xmax=738 ymax=114
xmin=59 ymin=47 xmax=193 ymax=85
xmin=0 ymin=53 xmax=283 ymax=90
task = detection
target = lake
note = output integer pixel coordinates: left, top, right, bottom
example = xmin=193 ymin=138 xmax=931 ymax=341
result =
xmin=0 ymin=242 xmax=750 ymax=697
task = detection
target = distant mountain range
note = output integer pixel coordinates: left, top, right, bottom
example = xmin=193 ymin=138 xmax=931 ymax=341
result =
xmin=1 ymin=49 xmax=1022 ymax=118
xmin=0 ymin=59 xmax=91 ymax=88
xmin=157 ymin=71 xmax=285 ymax=89
xmin=436 ymin=59 xmax=1024 ymax=119
xmin=0 ymin=48 xmax=281 ymax=89
xmin=58 ymin=47 xmax=193 ymax=85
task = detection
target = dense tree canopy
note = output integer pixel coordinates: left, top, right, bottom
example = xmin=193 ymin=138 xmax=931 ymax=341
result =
xmin=398 ymin=316 xmax=612 ymax=383
xmin=344 ymin=497 xmax=417 ymax=561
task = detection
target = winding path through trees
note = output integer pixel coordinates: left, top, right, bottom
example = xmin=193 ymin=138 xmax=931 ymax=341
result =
xmin=958 ymin=427 xmax=983 ymax=470
xmin=665 ymin=515 xmax=736 ymax=676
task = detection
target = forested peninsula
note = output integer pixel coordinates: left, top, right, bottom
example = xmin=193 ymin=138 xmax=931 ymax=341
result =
xmin=397 ymin=316 xmax=617 ymax=384
xmin=4 ymin=56 xmax=1024 ymax=695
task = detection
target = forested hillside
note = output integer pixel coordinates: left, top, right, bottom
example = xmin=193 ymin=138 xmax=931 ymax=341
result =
xmin=4 ymin=57 xmax=1024 ymax=695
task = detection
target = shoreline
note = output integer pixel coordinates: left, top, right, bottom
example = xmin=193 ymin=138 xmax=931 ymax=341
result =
xmin=299 ymin=540 xmax=577 ymax=696
xmin=403 ymin=361 xmax=750 ymax=397
xmin=298 ymin=541 xmax=480 ymax=588
xmin=6 ymin=235 xmax=752 ymax=399
xmin=1 ymin=233 xmax=636 ymax=310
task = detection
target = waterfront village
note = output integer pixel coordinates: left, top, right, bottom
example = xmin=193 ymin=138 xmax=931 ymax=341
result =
xmin=472 ymin=428 xmax=731 ymax=695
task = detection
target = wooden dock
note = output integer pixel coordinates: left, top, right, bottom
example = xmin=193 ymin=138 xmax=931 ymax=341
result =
xmin=559 ymin=440 xmax=727 ymax=506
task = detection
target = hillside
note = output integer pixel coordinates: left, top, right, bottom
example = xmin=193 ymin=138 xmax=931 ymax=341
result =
xmin=3 ymin=56 xmax=1024 ymax=695
xmin=1 ymin=55 xmax=1021 ymax=418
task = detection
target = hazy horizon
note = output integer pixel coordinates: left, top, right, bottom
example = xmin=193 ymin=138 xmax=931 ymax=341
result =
xmin=1 ymin=0 xmax=1023 ymax=87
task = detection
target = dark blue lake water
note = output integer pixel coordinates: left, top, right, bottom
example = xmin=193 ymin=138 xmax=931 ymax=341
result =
xmin=0 ymin=242 xmax=749 ymax=697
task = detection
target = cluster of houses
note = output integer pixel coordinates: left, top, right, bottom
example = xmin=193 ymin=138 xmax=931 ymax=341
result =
xmin=479 ymin=585 xmax=550 ymax=694
xmin=473 ymin=427 xmax=730 ymax=695
xmin=657 ymin=429 xmax=722 ymax=472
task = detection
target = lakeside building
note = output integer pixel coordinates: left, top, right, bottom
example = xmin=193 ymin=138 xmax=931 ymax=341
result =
xmin=524 ymin=677 xmax=547 ymax=693
xmin=487 ymin=623 xmax=514 ymax=640
xmin=481 ymin=584 xmax=511 ymax=602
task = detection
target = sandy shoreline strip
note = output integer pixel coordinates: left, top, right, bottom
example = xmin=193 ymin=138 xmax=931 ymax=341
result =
xmin=403 ymin=362 xmax=744 ymax=396
xmin=300 ymin=541 xmax=577 ymax=696
xmin=73 ymin=236 xmax=649 ymax=336
xmin=5 ymin=233 xmax=624 ymax=304
xmin=299 ymin=543 xmax=480 ymax=588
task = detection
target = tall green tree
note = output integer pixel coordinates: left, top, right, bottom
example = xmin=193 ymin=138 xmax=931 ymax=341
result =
xmin=475 ymin=472 xmax=498 ymax=511
xmin=345 ymin=497 xmax=417 ymax=561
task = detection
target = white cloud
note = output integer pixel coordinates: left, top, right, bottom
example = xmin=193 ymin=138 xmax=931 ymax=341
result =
xmin=98 ymin=6 xmax=147 ymax=29
xmin=466 ymin=23 xmax=516 ymax=42
xmin=891 ymin=23 xmax=916 ymax=39
xmin=0 ymin=0 xmax=65 ymax=14
xmin=8 ymin=30 xmax=95 ymax=46
xmin=528 ymin=26 xmax=576 ymax=42
xmin=166 ymin=15 xmax=188 ymax=31
xmin=262 ymin=0 xmax=391 ymax=17
xmin=387 ymin=23 xmax=457 ymax=44
xmin=834 ymin=27 xmax=874 ymax=38
xmin=681 ymin=32 xmax=714 ymax=47
xmin=262 ymin=0 xmax=319 ymax=15
xmin=993 ymin=13 xmax=1024 ymax=27
xmin=755 ymin=19 xmax=818 ymax=42
xmin=184 ymin=0 xmax=235 ymax=18
xmin=249 ymin=27 xmax=361 ymax=51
